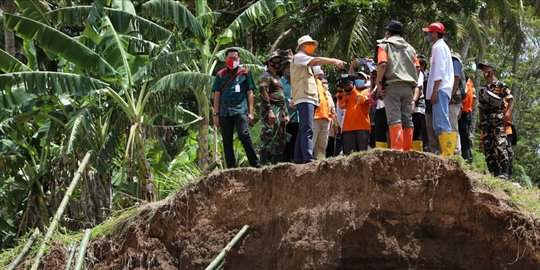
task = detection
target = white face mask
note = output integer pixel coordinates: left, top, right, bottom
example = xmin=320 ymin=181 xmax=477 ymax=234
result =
xmin=232 ymin=60 xmax=240 ymax=69
xmin=323 ymin=83 xmax=329 ymax=90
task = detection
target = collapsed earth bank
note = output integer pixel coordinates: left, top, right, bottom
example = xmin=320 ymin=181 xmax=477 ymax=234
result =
xmin=48 ymin=151 xmax=540 ymax=269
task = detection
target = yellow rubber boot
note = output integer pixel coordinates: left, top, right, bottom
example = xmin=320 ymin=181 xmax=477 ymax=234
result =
xmin=375 ymin=141 xmax=389 ymax=149
xmin=412 ymin=141 xmax=423 ymax=151
xmin=438 ymin=132 xmax=457 ymax=157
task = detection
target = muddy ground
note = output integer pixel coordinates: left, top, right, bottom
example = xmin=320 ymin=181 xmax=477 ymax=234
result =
xmin=44 ymin=151 xmax=540 ymax=269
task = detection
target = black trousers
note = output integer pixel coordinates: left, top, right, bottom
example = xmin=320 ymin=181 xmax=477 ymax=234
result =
xmin=412 ymin=112 xmax=425 ymax=141
xmin=334 ymin=128 xmax=343 ymax=156
xmin=369 ymin=124 xmax=376 ymax=148
xmin=374 ymin=108 xmax=388 ymax=143
xmin=220 ymin=114 xmax=258 ymax=168
xmin=343 ymin=130 xmax=369 ymax=155
xmin=284 ymin=122 xmax=299 ymax=162
xmin=458 ymin=111 xmax=473 ymax=163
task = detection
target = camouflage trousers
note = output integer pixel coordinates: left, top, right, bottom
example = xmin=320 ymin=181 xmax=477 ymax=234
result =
xmin=259 ymin=104 xmax=287 ymax=165
xmin=480 ymin=112 xmax=512 ymax=176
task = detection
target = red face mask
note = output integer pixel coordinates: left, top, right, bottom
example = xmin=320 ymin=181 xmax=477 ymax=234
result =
xmin=226 ymin=59 xmax=240 ymax=69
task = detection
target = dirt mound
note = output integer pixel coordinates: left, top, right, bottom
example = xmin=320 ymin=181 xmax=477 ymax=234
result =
xmin=52 ymin=151 xmax=540 ymax=269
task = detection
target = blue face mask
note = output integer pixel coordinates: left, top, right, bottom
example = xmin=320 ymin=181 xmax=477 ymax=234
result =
xmin=355 ymin=79 xmax=365 ymax=87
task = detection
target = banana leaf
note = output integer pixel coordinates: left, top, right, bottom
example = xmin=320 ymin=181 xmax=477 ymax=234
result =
xmin=0 ymin=72 xmax=108 ymax=97
xmin=48 ymin=6 xmax=171 ymax=42
xmin=141 ymin=0 xmax=205 ymax=39
xmin=0 ymin=48 xmax=31 ymax=73
xmin=5 ymin=14 xmax=118 ymax=81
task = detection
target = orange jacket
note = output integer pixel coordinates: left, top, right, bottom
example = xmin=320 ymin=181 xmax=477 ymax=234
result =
xmin=314 ymin=79 xmax=333 ymax=121
xmin=337 ymin=88 xmax=371 ymax=132
xmin=462 ymin=78 xmax=475 ymax=112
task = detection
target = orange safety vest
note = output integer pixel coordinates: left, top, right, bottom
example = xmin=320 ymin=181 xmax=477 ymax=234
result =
xmin=314 ymin=79 xmax=332 ymax=121
xmin=462 ymin=79 xmax=475 ymax=112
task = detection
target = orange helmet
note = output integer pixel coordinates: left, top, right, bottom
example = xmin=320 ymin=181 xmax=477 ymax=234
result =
xmin=422 ymin=22 xmax=445 ymax=34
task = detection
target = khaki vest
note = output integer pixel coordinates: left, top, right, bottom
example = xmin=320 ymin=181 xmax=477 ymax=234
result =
xmin=291 ymin=54 xmax=319 ymax=104
xmin=378 ymin=36 xmax=418 ymax=87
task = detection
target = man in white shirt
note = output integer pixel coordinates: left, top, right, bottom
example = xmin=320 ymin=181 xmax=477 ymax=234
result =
xmin=422 ymin=22 xmax=456 ymax=157
xmin=290 ymin=35 xmax=345 ymax=163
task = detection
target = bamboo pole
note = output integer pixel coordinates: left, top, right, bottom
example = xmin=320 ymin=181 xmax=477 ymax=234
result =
xmin=73 ymin=229 xmax=92 ymax=270
xmin=64 ymin=241 xmax=78 ymax=270
xmin=6 ymin=228 xmax=40 ymax=270
xmin=205 ymin=225 xmax=249 ymax=270
xmin=30 ymin=151 xmax=92 ymax=270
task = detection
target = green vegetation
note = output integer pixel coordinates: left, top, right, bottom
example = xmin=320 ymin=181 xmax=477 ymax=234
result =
xmin=1 ymin=0 xmax=539 ymax=266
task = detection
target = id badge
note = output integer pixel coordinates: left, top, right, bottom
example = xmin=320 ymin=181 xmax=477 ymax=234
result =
xmin=235 ymin=84 xmax=241 ymax=93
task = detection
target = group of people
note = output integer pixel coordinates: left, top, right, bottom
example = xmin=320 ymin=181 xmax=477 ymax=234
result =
xmin=211 ymin=20 xmax=515 ymax=180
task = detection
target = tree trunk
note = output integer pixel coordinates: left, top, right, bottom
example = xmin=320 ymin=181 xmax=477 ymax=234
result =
xmin=510 ymin=52 xmax=520 ymax=123
xmin=81 ymin=170 xmax=112 ymax=225
xmin=196 ymin=91 xmax=211 ymax=170
xmin=246 ymin=32 xmax=254 ymax=53
xmin=136 ymin=128 xmax=155 ymax=202
xmin=270 ymin=28 xmax=294 ymax=52
xmin=2 ymin=0 xmax=17 ymax=56
xmin=470 ymin=48 xmax=484 ymax=137
xmin=460 ymin=35 xmax=472 ymax=60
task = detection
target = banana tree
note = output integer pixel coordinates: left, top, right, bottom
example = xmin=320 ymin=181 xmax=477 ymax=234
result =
xmin=1 ymin=0 xmax=205 ymax=243
xmin=140 ymin=0 xmax=320 ymax=169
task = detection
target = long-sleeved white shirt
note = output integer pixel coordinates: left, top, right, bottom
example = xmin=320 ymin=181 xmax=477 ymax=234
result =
xmin=426 ymin=39 xmax=454 ymax=99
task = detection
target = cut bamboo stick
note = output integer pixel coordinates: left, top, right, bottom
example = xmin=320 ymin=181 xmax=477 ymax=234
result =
xmin=64 ymin=241 xmax=79 ymax=270
xmin=205 ymin=225 xmax=249 ymax=270
xmin=73 ymin=229 xmax=92 ymax=270
xmin=6 ymin=228 xmax=40 ymax=270
xmin=30 ymin=151 xmax=92 ymax=270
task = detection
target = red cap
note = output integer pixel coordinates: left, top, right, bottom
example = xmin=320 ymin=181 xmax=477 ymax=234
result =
xmin=422 ymin=22 xmax=445 ymax=34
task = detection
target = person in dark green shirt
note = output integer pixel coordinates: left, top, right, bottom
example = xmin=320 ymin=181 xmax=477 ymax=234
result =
xmin=212 ymin=48 xmax=259 ymax=168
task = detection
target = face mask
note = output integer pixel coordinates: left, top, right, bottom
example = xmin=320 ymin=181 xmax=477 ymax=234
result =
xmin=323 ymin=83 xmax=329 ymax=90
xmin=304 ymin=44 xmax=316 ymax=55
xmin=226 ymin=59 xmax=240 ymax=69
xmin=270 ymin=62 xmax=281 ymax=71
xmin=355 ymin=79 xmax=365 ymax=87
xmin=425 ymin=32 xmax=433 ymax=43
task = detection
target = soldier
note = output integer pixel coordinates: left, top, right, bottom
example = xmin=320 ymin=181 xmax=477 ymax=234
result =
xmin=477 ymin=62 xmax=514 ymax=179
xmin=258 ymin=50 xmax=291 ymax=165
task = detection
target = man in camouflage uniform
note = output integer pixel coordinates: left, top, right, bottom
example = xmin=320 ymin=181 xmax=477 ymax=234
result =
xmin=258 ymin=50 xmax=291 ymax=165
xmin=477 ymin=62 xmax=514 ymax=180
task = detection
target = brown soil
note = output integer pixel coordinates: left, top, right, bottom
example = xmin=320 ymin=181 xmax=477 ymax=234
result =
xmin=46 ymin=151 xmax=540 ymax=269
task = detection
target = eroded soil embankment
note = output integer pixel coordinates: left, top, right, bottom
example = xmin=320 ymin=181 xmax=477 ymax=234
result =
xmin=49 ymin=151 xmax=540 ymax=269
